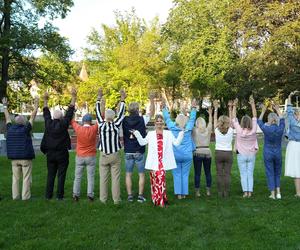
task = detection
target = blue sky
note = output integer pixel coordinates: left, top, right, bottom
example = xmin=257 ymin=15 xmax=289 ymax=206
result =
xmin=52 ymin=0 xmax=174 ymax=60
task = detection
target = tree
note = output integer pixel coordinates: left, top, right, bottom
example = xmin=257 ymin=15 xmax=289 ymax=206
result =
xmin=0 ymin=0 xmax=74 ymax=99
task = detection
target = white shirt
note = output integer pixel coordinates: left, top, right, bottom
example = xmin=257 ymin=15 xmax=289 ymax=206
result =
xmin=215 ymin=127 xmax=233 ymax=151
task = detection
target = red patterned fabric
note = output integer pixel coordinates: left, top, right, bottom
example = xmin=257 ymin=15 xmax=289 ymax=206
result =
xmin=150 ymin=133 xmax=168 ymax=207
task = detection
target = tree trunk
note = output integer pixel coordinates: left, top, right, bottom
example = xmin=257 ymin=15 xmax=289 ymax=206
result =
xmin=0 ymin=0 xmax=12 ymax=99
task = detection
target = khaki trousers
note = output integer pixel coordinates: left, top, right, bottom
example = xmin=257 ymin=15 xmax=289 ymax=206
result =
xmin=11 ymin=160 xmax=32 ymax=200
xmin=99 ymin=152 xmax=121 ymax=203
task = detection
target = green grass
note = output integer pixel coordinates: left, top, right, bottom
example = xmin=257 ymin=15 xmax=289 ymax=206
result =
xmin=32 ymin=121 xmax=45 ymax=133
xmin=0 ymin=146 xmax=299 ymax=250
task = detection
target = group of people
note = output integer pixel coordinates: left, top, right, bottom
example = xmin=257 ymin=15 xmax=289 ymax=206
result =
xmin=1 ymin=89 xmax=300 ymax=207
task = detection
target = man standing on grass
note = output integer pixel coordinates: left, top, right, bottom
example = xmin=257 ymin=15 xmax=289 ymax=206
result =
xmin=122 ymin=94 xmax=155 ymax=203
xmin=2 ymin=96 xmax=39 ymax=200
xmin=71 ymin=113 xmax=98 ymax=202
xmin=41 ymin=89 xmax=76 ymax=200
xmin=95 ymin=88 xmax=126 ymax=205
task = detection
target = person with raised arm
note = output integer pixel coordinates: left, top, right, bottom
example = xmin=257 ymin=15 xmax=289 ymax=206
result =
xmin=213 ymin=100 xmax=234 ymax=198
xmin=95 ymin=88 xmax=126 ymax=205
xmin=192 ymin=105 xmax=213 ymax=197
xmin=162 ymin=98 xmax=197 ymax=199
xmin=2 ymin=97 xmax=39 ymax=200
xmin=232 ymin=95 xmax=258 ymax=198
xmin=284 ymin=91 xmax=300 ymax=197
xmin=41 ymin=89 xmax=76 ymax=200
xmin=132 ymin=113 xmax=184 ymax=207
xmin=71 ymin=112 xmax=99 ymax=202
xmin=258 ymin=103 xmax=285 ymax=199
xmin=122 ymin=93 xmax=155 ymax=203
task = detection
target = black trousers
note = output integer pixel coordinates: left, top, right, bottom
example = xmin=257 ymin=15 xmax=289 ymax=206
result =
xmin=45 ymin=150 xmax=69 ymax=199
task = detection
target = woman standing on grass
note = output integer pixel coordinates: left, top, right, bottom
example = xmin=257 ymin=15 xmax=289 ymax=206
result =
xmin=232 ymin=96 xmax=258 ymax=198
xmin=132 ymin=114 xmax=184 ymax=207
xmin=258 ymin=103 xmax=285 ymax=199
xmin=162 ymin=99 xmax=197 ymax=199
xmin=192 ymin=106 xmax=213 ymax=197
xmin=285 ymin=91 xmax=300 ymax=197
xmin=213 ymin=100 xmax=234 ymax=198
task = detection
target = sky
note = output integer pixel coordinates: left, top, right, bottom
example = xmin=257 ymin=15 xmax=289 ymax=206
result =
xmin=52 ymin=0 xmax=174 ymax=60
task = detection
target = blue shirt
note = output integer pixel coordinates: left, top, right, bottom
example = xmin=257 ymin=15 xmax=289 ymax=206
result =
xmin=257 ymin=118 xmax=285 ymax=150
xmin=286 ymin=105 xmax=300 ymax=141
xmin=162 ymin=108 xmax=196 ymax=160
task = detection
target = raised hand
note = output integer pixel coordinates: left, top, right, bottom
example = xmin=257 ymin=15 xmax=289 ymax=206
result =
xmin=191 ymin=98 xmax=197 ymax=108
xmin=249 ymin=95 xmax=255 ymax=105
xmin=149 ymin=92 xmax=155 ymax=100
xmin=213 ymin=100 xmax=219 ymax=109
xmin=161 ymin=97 xmax=167 ymax=108
xmin=44 ymin=92 xmax=49 ymax=101
xmin=2 ymin=97 xmax=8 ymax=105
xmin=233 ymin=98 xmax=238 ymax=106
xmin=228 ymin=100 xmax=233 ymax=107
xmin=97 ymin=88 xmax=103 ymax=99
xmin=207 ymin=106 xmax=212 ymax=115
xmin=34 ymin=97 xmax=39 ymax=108
xmin=71 ymin=88 xmax=77 ymax=97
xmin=120 ymin=88 xmax=127 ymax=101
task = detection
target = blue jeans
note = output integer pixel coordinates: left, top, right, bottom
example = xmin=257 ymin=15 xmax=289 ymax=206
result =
xmin=264 ymin=149 xmax=282 ymax=191
xmin=125 ymin=153 xmax=145 ymax=173
xmin=193 ymin=155 xmax=212 ymax=188
xmin=237 ymin=154 xmax=256 ymax=192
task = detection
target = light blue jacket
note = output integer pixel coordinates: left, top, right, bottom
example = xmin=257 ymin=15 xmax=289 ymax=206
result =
xmin=162 ymin=108 xmax=197 ymax=161
xmin=286 ymin=105 xmax=300 ymax=141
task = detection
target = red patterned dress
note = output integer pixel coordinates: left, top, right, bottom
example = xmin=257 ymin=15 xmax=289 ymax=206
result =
xmin=150 ymin=133 xmax=168 ymax=207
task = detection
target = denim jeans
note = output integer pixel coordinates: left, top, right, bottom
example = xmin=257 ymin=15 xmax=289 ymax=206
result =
xmin=125 ymin=153 xmax=145 ymax=173
xmin=193 ymin=155 xmax=212 ymax=188
xmin=237 ymin=154 xmax=256 ymax=192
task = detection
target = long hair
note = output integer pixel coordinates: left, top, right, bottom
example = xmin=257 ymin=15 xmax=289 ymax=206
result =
xmin=194 ymin=117 xmax=208 ymax=134
xmin=240 ymin=115 xmax=252 ymax=129
xmin=217 ymin=115 xmax=230 ymax=134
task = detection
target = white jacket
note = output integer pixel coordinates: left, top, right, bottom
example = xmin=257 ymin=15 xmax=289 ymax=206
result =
xmin=133 ymin=130 xmax=184 ymax=171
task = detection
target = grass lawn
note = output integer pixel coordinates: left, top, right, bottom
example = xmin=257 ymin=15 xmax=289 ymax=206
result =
xmin=0 ymin=145 xmax=299 ymax=250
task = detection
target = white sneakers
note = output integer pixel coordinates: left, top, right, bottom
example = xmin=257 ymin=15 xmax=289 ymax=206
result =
xmin=276 ymin=193 xmax=282 ymax=199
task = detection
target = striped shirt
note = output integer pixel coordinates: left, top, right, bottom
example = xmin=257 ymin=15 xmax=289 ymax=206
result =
xmin=96 ymin=101 xmax=125 ymax=154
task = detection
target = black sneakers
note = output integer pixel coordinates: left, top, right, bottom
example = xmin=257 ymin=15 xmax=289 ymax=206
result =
xmin=137 ymin=195 xmax=146 ymax=203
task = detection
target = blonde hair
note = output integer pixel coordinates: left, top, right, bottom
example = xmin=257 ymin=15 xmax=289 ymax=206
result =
xmin=241 ymin=115 xmax=252 ymax=129
xmin=195 ymin=117 xmax=207 ymax=133
xmin=155 ymin=114 xmax=164 ymax=122
xmin=217 ymin=115 xmax=230 ymax=134
xmin=175 ymin=114 xmax=188 ymax=129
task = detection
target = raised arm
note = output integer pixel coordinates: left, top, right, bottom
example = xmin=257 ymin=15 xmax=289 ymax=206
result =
xmin=185 ymin=99 xmax=197 ymax=130
xmin=232 ymin=98 xmax=238 ymax=120
xmin=249 ymin=95 xmax=257 ymax=118
xmin=213 ymin=100 xmax=219 ymax=130
xmin=96 ymin=88 xmax=105 ymax=125
xmin=162 ymin=97 xmax=176 ymax=129
xmin=259 ymin=103 xmax=267 ymax=121
xmin=228 ymin=100 xmax=233 ymax=121
xmin=207 ymin=106 xmax=213 ymax=130
xmin=148 ymin=92 xmax=155 ymax=118
xmin=114 ymin=89 xmax=126 ymax=126
xmin=43 ymin=92 xmax=51 ymax=121
xmin=272 ymin=103 xmax=283 ymax=119
xmin=64 ymin=88 xmax=76 ymax=124
xmin=29 ymin=97 xmax=39 ymax=125
xmin=2 ymin=97 xmax=11 ymax=124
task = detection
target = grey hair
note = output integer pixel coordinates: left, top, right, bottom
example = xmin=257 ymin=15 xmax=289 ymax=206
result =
xmin=128 ymin=102 xmax=139 ymax=115
xmin=53 ymin=110 xmax=63 ymax=120
xmin=15 ymin=115 xmax=27 ymax=125
xmin=105 ymin=109 xmax=115 ymax=121
xmin=267 ymin=112 xmax=279 ymax=125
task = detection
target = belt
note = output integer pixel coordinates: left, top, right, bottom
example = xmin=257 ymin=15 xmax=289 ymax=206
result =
xmin=196 ymin=146 xmax=209 ymax=148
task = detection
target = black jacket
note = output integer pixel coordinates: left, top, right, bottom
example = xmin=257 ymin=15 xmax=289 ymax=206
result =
xmin=40 ymin=106 xmax=75 ymax=154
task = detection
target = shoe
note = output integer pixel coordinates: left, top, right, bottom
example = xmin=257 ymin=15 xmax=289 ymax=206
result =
xmin=195 ymin=189 xmax=201 ymax=197
xmin=88 ymin=196 xmax=94 ymax=202
xmin=242 ymin=193 xmax=248 ymax=198
xmin=206 ymin=188 xmax=211 ymax=196
xmin=177 ymin=195 xmax=182 ymax=200
xmin=56 ymin=198 xmax=64 ymax=201
xmin=276 ymin=193 xmax=281 ymax=200
xmin=73 ymin=195 xmax=79 ymax=202
xmin=127 ymin=195 xmax=134 ymax=202
xmin=114 ymin=200 xmax=121 ymax=205
xmin=269 ymin=194 xmax=275 ymax=200
xmin=294 ymin=194 xmax=300 ymax=198
xmin=137 ymin=195 xmax=146 ymax=203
